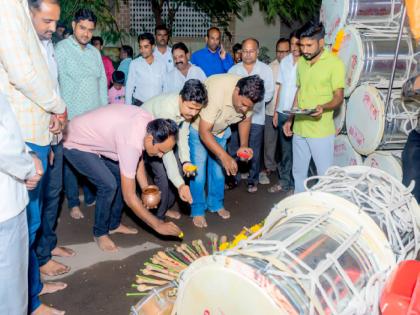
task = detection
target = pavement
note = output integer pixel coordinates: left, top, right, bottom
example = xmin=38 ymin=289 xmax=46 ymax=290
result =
xmin=41 ymin=178 xmax=289 ymax=314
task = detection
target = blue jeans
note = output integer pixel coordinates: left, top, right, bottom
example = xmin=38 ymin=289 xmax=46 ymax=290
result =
xmin=292 ymin=134 xmax=334 ymax=193
xmin=63 ymin=159 xmax=96 ymax=208
xmin=276 ymin=113 xmax=294 ymax=189
xmin=403 ymin=130 xmax=420 ymax=203
xmin=189 ymin=127 xmax=230 ymax=217
xmin=36 ymin=143 xmax=63 ymax=266
xmin=247 ymin=124 xmax=264 ymax=186
xmin=0 ymin=210 xmax=28 ymax=315
xmin=64 ymin=149 xmax=123 ymax=237
xmin=26 ymin=142 xmax=49 ymax=313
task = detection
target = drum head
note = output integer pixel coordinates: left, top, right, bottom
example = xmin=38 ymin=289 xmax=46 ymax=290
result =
xmin=364 ymin=151 xmax=403 ymax=181
xmin=321 ymin=0 xmax=349 ymax=44
xmin=334 ymin=100 xmax=347 ymax=134
xmin=346 ymin=85 xmax=386 ymax=155
xmin=338 ymin=26 xmax=364 ymax=96
xmin=334 ymin=134 xmax=363 ymax=167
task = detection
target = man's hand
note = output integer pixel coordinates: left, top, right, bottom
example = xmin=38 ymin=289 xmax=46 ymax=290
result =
xmin=273 ymin=112 xmax=278 ymax=128
xmin=310 ymin=105 xmax=324 ymax=118
xmin=178 ymin=184 xmax=193 ymax=204
xmin=49 ymin=115 xmax=62 ymax=134
xmin=236 ymin=146 xmax=253 ymax=161
xmin=25 ymin=154 xmax=43 ymax=190
xmin=219 ymin=44 xmax=226 ymax=60
xmin=283 ymin=120 xmax=293 ymax=137
xmin=182 ymin=162 xmax=196 ymax=177
xmin=220 ymin=153 xmax=238 ymax=176
xmin=155 ymin=221 xmax=182 ymax=236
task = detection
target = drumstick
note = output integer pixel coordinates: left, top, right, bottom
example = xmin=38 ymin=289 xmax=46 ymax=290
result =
xmin=212 ymin=235 xmax=218 ymax=253
xmin=135 ymin=275 xmax=168 ymax=286
xmin=192 ymin=240 xmax=205 ymax=257
xmin=145 ymin=265 xmax=178 ymax=277
xmin=182 ymin=244 xmax=199 ymax=260
xmin=136 ymin=284 xmax=158 ymax=292
xmin=144 ymin=262 xmax=174 ymax=275
xmin=219 ymin=235 xmax=228 ymax=245
xmin=166 ymin=249 xmax=191 ymax=267
xmin=175 ymin=246 xmax=194 ymax=264
xmin=142 ymin=268 xmax=177 ymax=281
xmin=196 ymin=239 xmax=210 ymax=256
xmin=152 ymin=256 xmax=182 ymax=271
xmin=158 ymin=251 xmax=188 ymax=268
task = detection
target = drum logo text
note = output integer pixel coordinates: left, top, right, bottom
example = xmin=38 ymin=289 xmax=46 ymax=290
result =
xmin=348 ymin=125 xmax=365 ymax=145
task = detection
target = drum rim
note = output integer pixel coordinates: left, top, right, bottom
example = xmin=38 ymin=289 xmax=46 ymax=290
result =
xmin=363 ymin=151 xmax=402 ymax=180
xmin=333 ymin=100 xmax=347 ymax=134
xmin=334 ymin=134 xmax=364 ymax=166
xmin=346 ymin=85 xmax=386 ymax=155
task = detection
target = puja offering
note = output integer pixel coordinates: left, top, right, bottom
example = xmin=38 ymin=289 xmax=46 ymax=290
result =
xmin=237 ymin=150 xmax=252 ymax=161
xmin=141 ymin=185 xmax=161 ymax=209
xmin=183 ymin=164 xmax=197 ymax=177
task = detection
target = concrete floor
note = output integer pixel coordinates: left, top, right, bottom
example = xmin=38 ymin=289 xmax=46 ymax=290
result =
xmin=41 ymin=179 xmax=289 ymax=314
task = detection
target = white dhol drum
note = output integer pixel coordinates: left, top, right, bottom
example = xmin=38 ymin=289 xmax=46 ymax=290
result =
xmin=346 ymin=85 xmax=420 ymax=155
xmin=337 ymin=26 xmax=414 ymax=97
xmin=334 ymin=135 xmax=363 ymax=167
xmin=305 ymin=166 xmax=420 ymax=262
xmin=334 ymin=100 xmax=346 ymax=134
xmin=364 ymin=151 xmax=402 ymax=181
xmin=130 ymin=283 xmax=177 ymax=315
xmin=320 ymin=0 xmax=403 ymax=44
xmin=172 ymin=192 xmax=395 ymax=315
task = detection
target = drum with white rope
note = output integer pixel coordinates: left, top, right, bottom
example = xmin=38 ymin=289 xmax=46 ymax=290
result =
xmin=333 ymin=134 xmax=363 ymax=167
xmin=320 ymin=0 xmax=403 ymax=44
xmin=172 ymin=192 xmax=395 ymax=315
xmin=337 ymin=26 xmax=414 ymax=96
xmin=346 ymin=85 xmax=419 ymax=155
xmin=305 ymin=166 xmax=420 ymax=262
xmin=364 ymin=151 xmax=402 ymax=181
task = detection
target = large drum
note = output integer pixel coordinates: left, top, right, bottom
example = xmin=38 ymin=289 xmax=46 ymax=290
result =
xmin=321 ymin=0 xmax=403 ymax=44
xmin=172 ymin=192 xmax=395 ymax=315
xmin=364 ymin=150 xmax=402 ymax=181
xmin=305 ymin=166 xmax=420 ymax=261
xmin=337 ymin=26 xmax=414 ymax=96
xmin=333 ymin=134 xmax=363 ymax=167
xmin=334 ymin=100 xmax=346 ymax=134
xmin=346 ymin=85 xmax=419 ymax=155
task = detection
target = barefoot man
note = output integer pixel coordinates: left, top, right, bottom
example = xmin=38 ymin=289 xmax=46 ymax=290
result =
xmin=63 ymin=105 xmax=182 ymax=251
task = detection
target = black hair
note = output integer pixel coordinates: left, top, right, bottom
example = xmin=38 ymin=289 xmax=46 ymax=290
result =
xmin=91 ymin=36 xmax=103 ymax=46
xmin=112 ymin=71 xmax=125 ymax=85
xmin=299 ymin=21 xmax=325 ymax=40
xmin=276 ymin=37 xmax=290 ymax=48
xmin=236 ymin=75 xmax=265 ymax=103
xmin=155 ymin=24 xmax=169 ymax=34
xmin=289 ymin=29 xmax=301 ymax=41
xmin=171 ymin=42 xmax=189 ymax=54
xmin=232 ymin=43 xmax=242 ymax=53
xmin=146 ymin=119 xmax=179 ymax=144
xmin=241 ymin=38 xmax=259 ymax=49
xmin=138 ymin=32 xmax=155 ymax=46
xmin=206 ymin=27 xmax=221 ymax=38
xmin=28 ymin=0 xmax=60 ymax=10
xmin=73 ymin=9 xmax=97 ymax=26
xmin=180 ymin=79 xmax=208 ymax=106
xmin=121 ymin=45 xmax=134 ymax=58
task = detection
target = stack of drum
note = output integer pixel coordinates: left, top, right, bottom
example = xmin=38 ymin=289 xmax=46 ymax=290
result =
xmin=320 ymin=0 xmax=419 ymax=181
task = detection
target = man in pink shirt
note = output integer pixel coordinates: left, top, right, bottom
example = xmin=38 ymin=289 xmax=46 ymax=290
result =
xmin=63 ymin=105 xmax=181 ymax=252
xmin=92 ymin=36 xmax=114 ymax=88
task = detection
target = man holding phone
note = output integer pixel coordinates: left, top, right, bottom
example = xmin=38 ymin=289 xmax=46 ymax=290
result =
xmin=191 ymin=27 xmax=234 ymax=76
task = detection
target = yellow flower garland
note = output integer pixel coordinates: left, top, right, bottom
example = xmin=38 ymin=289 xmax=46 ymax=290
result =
xmin=332 ymin=29 xmax=345 ymax=55
xmin=219 ymin=222 xmax=264 ymax=251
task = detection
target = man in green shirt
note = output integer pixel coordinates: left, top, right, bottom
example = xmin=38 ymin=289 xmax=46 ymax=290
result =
xmin=283 ymin=22 xmax=345 ymax=193
xmin=142 ymin=79 xmax=208 ymax=220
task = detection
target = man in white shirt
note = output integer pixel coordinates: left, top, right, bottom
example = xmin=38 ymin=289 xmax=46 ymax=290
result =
xmin=153 ymin=24 xmax=174 ymax=72
xmin=262 ymin=38 xmax=290 ymax=181
xmin=228 ymin=38 xmax=274 ymax=193
xmin=268 ymin=30 xmax=301 ymax=193
xmin=163 ymin=42 xmax=207 ymax=93
xmin=0 ymin=93 xmax=41 ymax=315
xmin=126 ymin=32 xmax=166 ymax=106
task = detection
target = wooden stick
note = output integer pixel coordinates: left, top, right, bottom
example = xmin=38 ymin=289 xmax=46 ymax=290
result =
xmin=137 ymin=284 xmax=158 ymax=292
xmin=142 ymin=268 xmax=176 ymax=281
xmin=196 ymin=239 xmax=210 ymax=256
xmin=182 ymin=244 xmax=199 ymax=260
xmin=192 ymin=240 xmax=205 ymax=257
xmin=175 ymin=246 xmax=194 ymax=264
xmin=151 ymin=256 xmax=183 ymax=272
xmin=145 ymin=265 xmax=178 ymax=277
xmin=135 ymin=275 xmax=168 ymax=286
xmin=166 ymin=249 xmax=190 ymax=266
xmin=157 ymin=251 xmax=188 ymax=268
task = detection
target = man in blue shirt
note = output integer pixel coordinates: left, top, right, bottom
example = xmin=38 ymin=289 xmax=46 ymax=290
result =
xmin=191 ymin=27 xmax=234 ymax=76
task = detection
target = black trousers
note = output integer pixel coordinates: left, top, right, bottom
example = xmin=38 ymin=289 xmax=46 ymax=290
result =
xmin=402 ymin=129 xmax=420 ymax=203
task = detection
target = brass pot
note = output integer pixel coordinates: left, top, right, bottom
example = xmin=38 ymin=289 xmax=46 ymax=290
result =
xmin=141 ymin=185 xmax=161 ymax=209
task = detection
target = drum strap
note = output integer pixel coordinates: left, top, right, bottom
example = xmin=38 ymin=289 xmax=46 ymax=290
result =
xmin=234 ymin=250 xmax=326 ymax=315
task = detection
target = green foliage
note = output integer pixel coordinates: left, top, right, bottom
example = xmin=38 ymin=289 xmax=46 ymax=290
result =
xmin=249 ymin=0 xmax=322 ymax=25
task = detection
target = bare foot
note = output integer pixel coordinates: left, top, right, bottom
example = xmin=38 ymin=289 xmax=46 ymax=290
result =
xmin=94 ymin=235 xmax=118 ymax=252
xmin=109 ymin=224 xmax=138 ymax=235
xmin=40 ymin=260 xmax=70 ymax=277
xmin=192 ymin=216 xmax=208 ymax=228
xmin=217 ymin=208 xmax=231 ymax=219
xmin=52 ymin=246 xmax=75 ymax=257
xmin=69 ymin=206 xmax=84 ymax=219
xmin=31 ymin=303 xmax=65 ymax=315
xmin=165 ymin=209 xmax=181 ymax=220
xmin=39 ymin=282 xmax=67 ymax=295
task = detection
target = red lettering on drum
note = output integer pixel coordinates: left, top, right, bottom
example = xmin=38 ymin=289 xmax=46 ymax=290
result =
xmin=363 ymin=93 xmax=379 ymax=120
xmin=369 ymin=158 xmax=379 ymax=168
xmin=350 ymin=158 xmax=357 ymax=165
xmin=334 ymin=143 xmax=345 ymax=154
xmin=348 ymin=126 xmax=365 ymax=146
xmin=346 ymin=54 xmax=357 ymax=86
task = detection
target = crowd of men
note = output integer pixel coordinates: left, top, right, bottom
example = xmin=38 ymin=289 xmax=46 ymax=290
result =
xmin=0 ymin=0 xmax=348 ymax=314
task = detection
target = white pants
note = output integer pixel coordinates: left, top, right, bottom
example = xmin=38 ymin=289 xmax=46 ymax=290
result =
xmin=292 ymin=134 xmax=335 ymax=193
